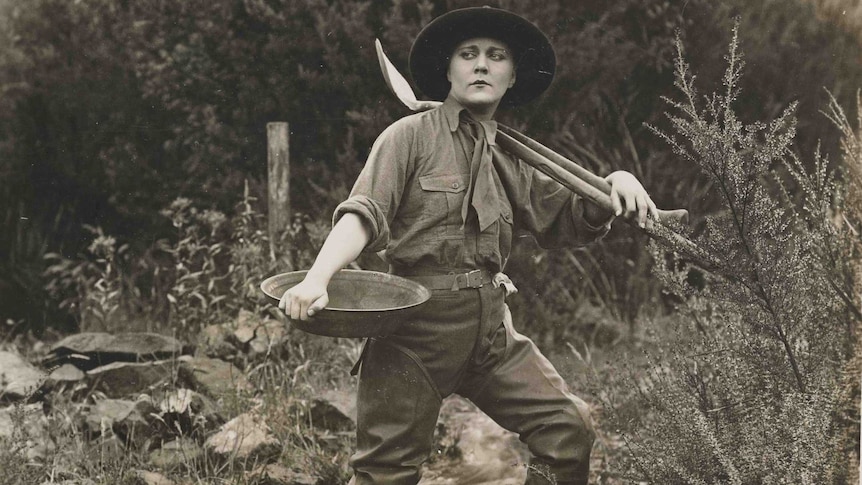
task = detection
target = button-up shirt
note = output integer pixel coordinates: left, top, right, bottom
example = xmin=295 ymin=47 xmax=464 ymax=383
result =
xmin=333 ymin=96 xmax=610 ymax=274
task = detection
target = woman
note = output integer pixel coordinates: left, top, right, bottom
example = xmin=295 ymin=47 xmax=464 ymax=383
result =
xmin=280 ymin=7 xmax=656 ymax=485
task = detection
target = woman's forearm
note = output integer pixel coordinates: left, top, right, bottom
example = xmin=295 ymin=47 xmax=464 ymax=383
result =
xmin=304 ymin=212 xmax=372 ymax=284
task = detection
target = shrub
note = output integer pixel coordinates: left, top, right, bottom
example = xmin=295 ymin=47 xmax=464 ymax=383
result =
xmin=601 ymin=26 xmax=860 ymax=483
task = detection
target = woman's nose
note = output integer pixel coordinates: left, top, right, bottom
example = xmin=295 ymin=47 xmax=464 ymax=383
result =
xmin=474 ymin=57 xmax=488 ymax=73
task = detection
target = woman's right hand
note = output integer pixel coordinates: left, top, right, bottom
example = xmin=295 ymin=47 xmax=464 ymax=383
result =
xmin=278 ymin=276 xmax=329 ymax=321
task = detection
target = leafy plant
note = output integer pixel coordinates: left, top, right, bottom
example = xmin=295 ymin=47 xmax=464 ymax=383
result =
xmin=43 ymin=226 xmax=130 ymax=332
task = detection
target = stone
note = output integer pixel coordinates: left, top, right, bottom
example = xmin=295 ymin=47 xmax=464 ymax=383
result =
xmin=183 ymin=356 xmax=253 ymax=404
xmin=48 ymin=363 xmax=86 ymax=382
xmin=47 ymin=332 xmax=190 ymax=370
xmin=155 ymin=388 xmax=224 ymax=438
xmin=198 ymin=324 xmax=237 ymax=360
xmin=248 ymin=463 xmax=316 ymax=485
xmin=248 ymin=320 xmax=289 ymax=359
xmin=308 ymin=392 xmax=355 ymax=432
xmin=133 ymin=470 xmax=176 ymax=485
xmin=0 ymin=350 xmax=47 ymax=402
xmin=204 ymin=412 xmax=280 ymax=466
xmin=232 ymin=309 xmax=258 ymax=346
xmin=421 ymin=395 xmax=528 ymax=485
xmin=84 ymin=396 xmax=165 ymax=449
xmin=86 ymin=359 xmax=186 ymax=398
xmin=148 ymin=437 xmax=203 ymax=471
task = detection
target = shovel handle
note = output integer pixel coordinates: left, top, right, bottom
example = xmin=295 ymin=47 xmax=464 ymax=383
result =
xmin=496 ymin=130 xmax=689 ymax=226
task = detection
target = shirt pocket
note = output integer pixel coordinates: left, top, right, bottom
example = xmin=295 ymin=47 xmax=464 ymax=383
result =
xmin=418 ymin=173 xmax=468 ymax=238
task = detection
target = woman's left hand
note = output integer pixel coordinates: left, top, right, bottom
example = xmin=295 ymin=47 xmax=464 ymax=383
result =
xmin=605 ymin=171 xmax=658 ymax=228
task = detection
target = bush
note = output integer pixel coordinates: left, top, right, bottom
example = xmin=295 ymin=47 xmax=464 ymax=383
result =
xmin=600 ymin=26 xmax=860 ymax=483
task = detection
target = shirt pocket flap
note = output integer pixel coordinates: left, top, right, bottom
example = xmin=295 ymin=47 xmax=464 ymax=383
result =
xmin=419 ymin=173 xmax=467 ymax=193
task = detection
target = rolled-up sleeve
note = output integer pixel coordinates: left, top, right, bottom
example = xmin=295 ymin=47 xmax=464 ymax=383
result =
xmin=332 ymin=119 xmax=415 ymax=253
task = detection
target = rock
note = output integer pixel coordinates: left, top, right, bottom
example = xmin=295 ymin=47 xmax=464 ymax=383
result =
xmin=86 ymin=359 xmax=187 ymax=398
xmin=0 ymin=350 xmax=47 ymax=402
xmin=204 ymin=412 xmax=280 ymax=466
xmin=49 ymin=363 xmax=86 ymax=382
xmin=248 ymin=463 xmax=316 ymax=485
xmin=148 ymin=437 xmax=203 ymax=471
xmin=133 ymin=470 xmax=176 ymax=485
xmin=184 ymin=356 xmax=253 ymax=404
xmin=248 ymin=320 xmax=289 ymax=359
xmin=84 ymin=396 xmax=166 ymax=449
xmin=231 ymin=309 xmax=258 ymax=347
xmin=46 ymin=332 xmax=191 ymax=371
xmin=307 ymin=391 xmax=355 ymax=432
xmin=156 ymin=388 xmax=224 ymax=438
xmin=421 ymin=395 xmax=528 ymax=485
xmin=198 ymin=325 xmax=237 ymax=360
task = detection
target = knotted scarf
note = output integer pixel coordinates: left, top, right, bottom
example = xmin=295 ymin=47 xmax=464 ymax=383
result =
xmin=460 ymin=117 xmax=501 ymax=232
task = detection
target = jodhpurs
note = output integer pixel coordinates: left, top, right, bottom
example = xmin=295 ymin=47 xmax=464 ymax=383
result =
xmin=349 ymin=284 xmax=595 ymax=485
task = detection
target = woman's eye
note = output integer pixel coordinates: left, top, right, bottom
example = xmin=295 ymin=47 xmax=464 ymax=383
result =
xmin=459 ymin=51 xmax=476 ymax=59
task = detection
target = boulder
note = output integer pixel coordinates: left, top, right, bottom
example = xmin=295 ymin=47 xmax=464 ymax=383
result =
xmin=86 ymin=359 xmax=187 ymax=398
xmin=183 ymin=356 xmax=253 ymax=404
xmin=46 ymin=332 xmax=191 ymax=371
xmin=148 ymin=437 xmax=203 ymax=471
xmin=0 ymin=350 xmax=47 ymax=402
xmin=204 ymin=412 xmax=280 ymax=466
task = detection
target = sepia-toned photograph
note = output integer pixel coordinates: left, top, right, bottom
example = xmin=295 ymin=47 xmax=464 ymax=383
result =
xmin=1 ymin=1 xmax=860 ymax=483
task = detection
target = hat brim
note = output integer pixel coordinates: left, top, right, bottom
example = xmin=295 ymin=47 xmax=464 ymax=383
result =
xmin=409 ymin=7 xmax=555 ymax=107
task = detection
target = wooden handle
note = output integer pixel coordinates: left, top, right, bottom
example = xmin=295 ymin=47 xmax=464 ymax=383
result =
xmin=495 ymin=130 xmax=688 ymax=226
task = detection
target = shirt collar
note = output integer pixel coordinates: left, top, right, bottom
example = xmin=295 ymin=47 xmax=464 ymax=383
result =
xmin=441 ymin=95 xmax=498 ymax=146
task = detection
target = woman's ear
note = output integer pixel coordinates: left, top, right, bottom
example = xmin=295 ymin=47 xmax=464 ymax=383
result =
xmin=508 ymin=70 xmax=516 ymax=88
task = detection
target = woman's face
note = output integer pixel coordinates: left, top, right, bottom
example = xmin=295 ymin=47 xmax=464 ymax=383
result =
xmin=447 ymin=37 xmax=516 ymax=117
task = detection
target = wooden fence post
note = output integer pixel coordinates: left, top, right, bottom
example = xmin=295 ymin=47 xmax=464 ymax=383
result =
xmin=267 ymin=122 xmax=290 ymax=260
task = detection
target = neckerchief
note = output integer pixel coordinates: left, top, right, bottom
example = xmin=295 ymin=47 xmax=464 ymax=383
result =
xmin=460 ymin=117 xmax=500 ymax=232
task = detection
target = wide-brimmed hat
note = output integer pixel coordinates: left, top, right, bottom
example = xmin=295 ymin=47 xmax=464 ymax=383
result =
xmin=408 ymin=6 xmax=555 ymax=106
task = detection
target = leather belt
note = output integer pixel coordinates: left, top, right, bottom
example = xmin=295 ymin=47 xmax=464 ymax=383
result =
xmin=404 ymin=269 xmax=493 ymax=291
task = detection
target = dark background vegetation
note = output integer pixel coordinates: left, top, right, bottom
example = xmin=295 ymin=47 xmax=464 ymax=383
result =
xmin=0 ymin=0 xmax=860 ymax=339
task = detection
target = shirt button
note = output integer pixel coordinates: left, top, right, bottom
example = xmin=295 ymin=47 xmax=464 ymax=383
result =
xmin=452 ymin=182 xmax=459 ymax=189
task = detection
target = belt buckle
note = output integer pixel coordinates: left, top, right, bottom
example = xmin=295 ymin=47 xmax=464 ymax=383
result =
xmin=450 ymin=269 xmax=484 ymax=291
xmin=465 ymin=269 xmax=484 ymax=289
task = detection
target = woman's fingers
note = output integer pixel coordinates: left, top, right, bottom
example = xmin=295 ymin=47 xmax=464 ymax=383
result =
xmin=624 ymin=192 xmax=637 ymax=219
xmin=610 ymin=184 xmax=623 ymax=216
xmin=636 ymin=194 xmax=648 ymax=227
xmin=308 ymin=293 xmax=329 ymax=317
xmin=280 ymin=287 xmax=328 ymax=321
xmin=648 ymin=196 xmax=659 ymax=220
